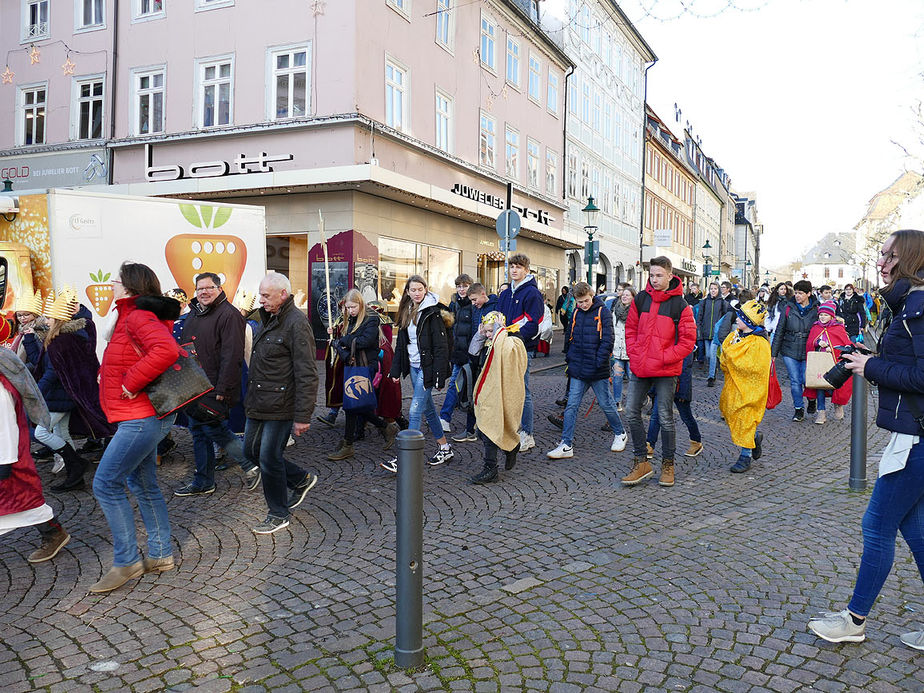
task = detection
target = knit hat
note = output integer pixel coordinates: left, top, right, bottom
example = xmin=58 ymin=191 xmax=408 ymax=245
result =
xmin=736 ymin=299 xmax=766 ymax=330
xmin=818 ymin=300 xmax=837 ymax=318
xmin=15 ymin=289 xmax=43 ymax=315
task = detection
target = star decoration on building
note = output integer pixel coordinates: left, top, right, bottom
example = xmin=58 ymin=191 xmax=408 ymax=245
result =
xmin=61 ymin=56 xmax=76 ymax=76
xmin=501 ymin=84 xmax=509 ymax=100
xmin=1 ymin=66 xmax=13 ymax=85
xmin=310 ymin=0 xmax=326 ymax=15
xmin=29 ymin=45 xmax=41 ymax=64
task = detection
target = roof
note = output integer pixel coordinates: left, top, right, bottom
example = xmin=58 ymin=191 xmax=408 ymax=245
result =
xmin=500 ymin=0 xmax=575 ymax=69
xmin=802 ymin=231 xmax=857 ymax=265
xmin=855 ymin=170 xmax=924 ymax=224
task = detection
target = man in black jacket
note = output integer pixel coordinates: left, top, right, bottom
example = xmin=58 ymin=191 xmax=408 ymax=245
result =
xmin=244 ymin=272 xmax=319 ymax=535
xmin=175 ymin=272 xmax=260 ymax=497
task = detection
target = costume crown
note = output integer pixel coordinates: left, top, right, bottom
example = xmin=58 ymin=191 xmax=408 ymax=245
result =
xmin=15 ymin=289 xmax=43 ymax=315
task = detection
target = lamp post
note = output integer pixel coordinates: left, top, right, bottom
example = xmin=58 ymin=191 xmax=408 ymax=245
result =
xmin=745 ymin=260 xmax=752 ymax=289
xmin=583 ymin=196 xmax=600 ymax=287
xmin=701 ymin=240 xmax=713 ymax=287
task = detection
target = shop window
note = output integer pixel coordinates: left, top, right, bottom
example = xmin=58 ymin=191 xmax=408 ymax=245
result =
xmin=379 ymin=237 xmax=459 ymax=317
xmin=266 ymin=235 xmax=309 ymax=306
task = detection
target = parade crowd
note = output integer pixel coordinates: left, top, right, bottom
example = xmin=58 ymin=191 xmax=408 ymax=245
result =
xmin=1 ymin=231 xmax=924 ymax=654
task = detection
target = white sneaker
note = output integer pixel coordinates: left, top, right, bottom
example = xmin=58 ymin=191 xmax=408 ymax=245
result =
xmin=519 ymin=432 xmax=536 ymax=451
xmin=807 ymin=610 xmax=866 ymax=643
xmin=611 ymin=433 xmax=628 ymax=452
xmin=52 ymin=453 xmax=65 ymax=474
xmin=440 ymin=418 xmax=452 ymax=433
xmin=900 ymin=629 xmax=924 ymax=651
xmin=380 ymin=458 xmax=398 ymax=474
xmin=547 ymin=442 xmax=573 ymax=459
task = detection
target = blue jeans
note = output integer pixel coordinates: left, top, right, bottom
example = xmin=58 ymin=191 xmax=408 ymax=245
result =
xmin=781 ymin=356 xmax=806 ymax=409
xmin=647 ymin=396 xmax=701 ymax=445
xmin=521 ymin=366 xmax=533 ymax=435
xmin=439 ymin=364 xmax=462 ymax=421
xmin=244 ymin=418 xmax=308 ymax=520
xmin=408 ymin=366 xmax=443 ymax=440
xmin=34 ymin=410 xmax=75 ymax=451
xmin=611 ymin=359 xmax=629 ymax=404
xmin=707 ymin=342 xmax=720 ymax=378
xmin=93 ymin=415 xmax=175 ymax=567
xmin=562 ymin=377 xmax=625 ymax=447
xmin=189 ymin=417 xmax=253 ymax=489
xmin=815 ymin=390 xmax=827 ymax=411
xmin=848 ymin=441 xmax=924 ymax=616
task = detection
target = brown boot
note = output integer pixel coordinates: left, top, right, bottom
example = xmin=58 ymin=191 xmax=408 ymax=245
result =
xmin=327 ymin=440 xmax=354 ymax=461
xmin=685 ymin=441 xmax=703 ymax=457
xmin=659 ymin=459 xmax=675 ymax=487
xmin=646 ymin=442 xmax=654 ymax=459
xmin=382 ymin=422 xmax=400 ymax=450
xmin=89 ymin=562 xmax=144 ymax=593
xmin=142 ymin=556 xmax=175 ymax=574
xmin=621 ymin=458 xmax=653 ymax=486
xmin=27 ymin=527 xmax=70 ymax=563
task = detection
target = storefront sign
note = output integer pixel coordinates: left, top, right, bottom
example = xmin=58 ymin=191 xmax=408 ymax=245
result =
xmin=681 ymin=259 xmax=697 ymax=274
xmin=145 ymin=143 xmax=293 ymax=182
xmin=0 ymin=148 xmax=108 ymax=188
xmin=450 ymin=182 xmax=554 ymax=226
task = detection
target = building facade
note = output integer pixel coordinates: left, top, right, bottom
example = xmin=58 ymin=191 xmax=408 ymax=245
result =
xmin=683 ymin=129 xmax=730 ymax=286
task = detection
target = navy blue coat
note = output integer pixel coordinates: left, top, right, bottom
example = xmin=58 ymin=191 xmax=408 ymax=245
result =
xmin=471 ymin=294 xmax=498 ymax=328
xmin=865 ymin=281 xmax=924 ymax=436
xmin=696 ymin=295 xmax=730 ymax=341
xmin=565 ymin=296 xmax=614 ymax=381
xmin=497 ymin=275 xmax=544 ymax=352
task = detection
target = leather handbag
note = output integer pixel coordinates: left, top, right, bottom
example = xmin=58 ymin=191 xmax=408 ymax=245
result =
xmin=130 ymin=340 xmax=214 ymax=419
xmin=805 ymin=350 xmax=837 ymax=390
xmin=342 ymin=340 xmax=377 ymax=412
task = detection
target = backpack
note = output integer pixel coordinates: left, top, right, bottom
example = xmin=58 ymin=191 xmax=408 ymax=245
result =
xmin=538 ymin=304 xmax=554 ymax=341
xmin=455 ymin=361 xmax=475 ymax=413
xmin=634 ymin=291 xmax=687 ymax=345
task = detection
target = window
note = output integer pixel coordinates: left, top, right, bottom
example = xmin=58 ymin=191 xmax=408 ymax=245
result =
xmin=435 ymin=0 xmax=452 ymax=49
xmin=435 ymin=89 xmax=452 ymax=153
xmin=527 ymin=55 xmax=540 ymax=102
xmin=838 ymin=267 xmax=844 ymax=279
xmin=592 ymin=93 xmax=601 ymax=133
xmin=195 ymin=0 xmax=234 ymax=10
xmin=581 ymin=81 xmax=590 ymax=124
xmin=506 ymin=38 xmax=520 ymax=88
xmin=19 ymin=85 xmax=46 ymax=145
xmin=527 ymin=139 xmax=539 ymax=188
xmin=546 ymin=149 xmax=558 ymax=195
xmin=385 ymin=58 xmax=408 ymax=131
xmin=77 ymin=0 xmax=104 ymax=29
xmin=480 ymin=15 xmax=496 ymax=71
xmin=567 ymin=149 xmax=577 ymax=199
xmin=604 ymin=100 xmax=612 ymax=141
xmin=270 ymin=46 xmax=309 ymax=120
xmin=547 ymin=71 xmax=558 ymax=115
xmin=824 ymin=266 xmax=830 ymax=279
xmin=581 ymin=161 xmax=589 ymax=199
xmin=379 ymin=238 xmax=459 ymax=317
xmin=74 ymin=78 xmax=103 ymax=140
xmin=24 ymin=0 xmax=48 ymax=39
xmin=132 ymin=68 xmax=165 ymax=135
xmin=505 ymin=126 xmax=519 ymax=178
xmin=580 ymin=5 xmax=591 ymax=44
xmin=198 ymin=58 xmax=232 ymax=128
xmin=135 ymin=0 xmax=164 ymax=20
xmin=567 ymin=75 xmax=577 ymax=115
xmin=479 ymin=112 xmax=496 ymax=169
xmin=386 ymin=0 xmax=409 ymax=16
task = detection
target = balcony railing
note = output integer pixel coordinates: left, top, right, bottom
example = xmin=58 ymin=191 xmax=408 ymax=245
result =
xmin=26 ymin=22 xmax=49 ymax=39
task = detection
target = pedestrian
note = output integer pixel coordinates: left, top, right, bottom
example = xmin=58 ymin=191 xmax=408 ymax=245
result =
xmin=91 ymin=262 xmax=182 ymax=593
xmin=469 ymin=311 xmax=527 ymax=483
xmin=719 ymin=281 xmax=734 ymax=304
xmin=807 ymin=228 xmax=924 ymax=650
xmin=173 ymin=272 xmax=261 ymax=497
xmin=8 ymin=291 xmax=44 ymax=367
xmin=546 ymin=282 xmax=627 ymax=460
xmin=818 ymin=284 xmax=835 ymax=304
xmin=719 ymin=299 xmax=771 ymax=473
xmin=765 ymin=282 xmax=793 ymax=337
xmin=243 ymin=271 xmax=320 ymax=535
xmin=696 ymin=282 xmax=731 ymax=386
xmin=554 ymin=286 xmax=570 ymax=327
xmin=439 ymin=274 xmax=474 ymax=433
xmin=326 ymin=290 xmax=398 ymax=460
xmin=611 ymin=285 xmax=636 ymax=411
xmin=497 ymin=253 xmax=545 ymax=452
xmin=451 ymin=283 xmax=496 ymax=443
xmin=621 ymin=257 xmax=696 ymax=487
xmin=837 ymin=283 xmax=867 ymax=340
xmin=804 ymin=300 xmax=853 ymax=424
xmin=684 ymin=282 xmax=702 ymax=321
xmin=646 ymin=352 xmax=703 ymax=458
xmin=381 ymin=275 xmax=453 ymax=473
xmin=771 ymin=279 xmax=819 ymax=421
xmin=0 ymin=348 xmax=71 ymax=564
xmin=367 ymin=300 xmax=404 ymax=430
xmin=317 ymin=299 xmax=346 ymax=429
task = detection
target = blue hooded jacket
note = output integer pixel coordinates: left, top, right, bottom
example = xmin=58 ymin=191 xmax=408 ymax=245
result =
xmin=497 ymin=274 xmax=544 ymax=352
xmin=565 ymin=295 xmax=614 ymax=381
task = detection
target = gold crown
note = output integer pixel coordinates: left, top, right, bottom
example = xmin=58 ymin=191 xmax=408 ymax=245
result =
xmin=44 ymin=285 xmax=78 ymax=321
xmin=15 ymin=289 xmax=43 ymax=315
xmin=738 ymin=299 xmax=766 ymax=327
xmin=232 ymin=288 xmax=256 ymax=313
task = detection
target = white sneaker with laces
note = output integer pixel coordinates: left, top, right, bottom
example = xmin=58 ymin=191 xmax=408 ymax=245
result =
xmin=611 ymin=433 xmax=628 ymax=452
xmin=380 ymin=458 xmax=398 ymax=474
xmin=900 ymin=629 xmax=924 ymax=651
xmin=440 ymin=418 xmax=452 ymax=433
xmin=52 ymin=453 xmax=65 ymax=474
xmin=807 ymin=610 xmax=866 ymax=643
xmin=428 ymin=446 xmax=454 ymax=466
xmin=519 ymin=432 xmax=536 ymax=451
xmin=547 ymin=442 xmax=573 ymax=459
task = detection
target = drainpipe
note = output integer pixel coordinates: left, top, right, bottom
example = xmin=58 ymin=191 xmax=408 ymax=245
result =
xmin=562 ymin=64 xmax=574 ymax=281
xmin=637 ymin=59 xmax=656 ymax=291
xmin=107 ymin=0 xmax=119 ymax=185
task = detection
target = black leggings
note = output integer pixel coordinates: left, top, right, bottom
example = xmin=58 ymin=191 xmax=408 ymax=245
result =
xmin=344 ymin=410 xmax=386 ymax=444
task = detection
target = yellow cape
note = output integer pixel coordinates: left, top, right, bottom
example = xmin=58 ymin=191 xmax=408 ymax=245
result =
xmin=719 ymin=330 xmax=771 ymax=448
xmin=473 ymin=327 xmax=527 ymax=452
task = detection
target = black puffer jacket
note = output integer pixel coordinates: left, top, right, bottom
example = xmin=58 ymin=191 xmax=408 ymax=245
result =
xmin=391 ymin=303 xmax=451 ymax=390
xmin=450 ymin=297 xmax=474 ymax=366
xmin=334 ymin=314 xmax=380 ymax=366
xmin=771 ymin=296 xmax=819 ymax=361
xmin=696 ymin=295 xmax=730 ymax=341
xmin=838 ymin=293 xmax=867 ymax=338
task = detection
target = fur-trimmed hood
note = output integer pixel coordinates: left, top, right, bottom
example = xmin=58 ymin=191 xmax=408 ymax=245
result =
xmin=136 ymin=294 xmax=182 ymax=321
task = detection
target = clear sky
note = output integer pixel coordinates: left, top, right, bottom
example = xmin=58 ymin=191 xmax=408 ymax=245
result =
xmin=613 ymin=0 xmax=924 ymax=266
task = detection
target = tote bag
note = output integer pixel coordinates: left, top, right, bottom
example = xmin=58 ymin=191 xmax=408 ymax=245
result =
xmin=805 ymin=350 xmax=837 ymax=390
xmin=342 ymin=341 xmax=377 ymax=412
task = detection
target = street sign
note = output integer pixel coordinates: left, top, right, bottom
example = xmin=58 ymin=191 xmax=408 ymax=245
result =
xmin=710 ymin=269 xmax=720 ymax=276
xmin=653 ymin=228 xmax=671 ymax=246
xmin=500 ymin=237 xmax=517 ymax=252
xmin=584 ymin=239 xmax=599 ymax=267
xmin=495 ymin=209 xmax=521 ymax=238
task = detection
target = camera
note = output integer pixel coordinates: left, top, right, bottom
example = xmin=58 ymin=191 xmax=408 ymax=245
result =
xmin=822 ymin=344 xmax=872 ymax=389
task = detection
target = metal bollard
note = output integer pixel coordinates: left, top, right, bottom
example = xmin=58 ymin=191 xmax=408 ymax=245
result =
xmin=394 ymin=429 xmax=425 ymax=668
xmin=849 ymin=373 xmax=868 ymax=491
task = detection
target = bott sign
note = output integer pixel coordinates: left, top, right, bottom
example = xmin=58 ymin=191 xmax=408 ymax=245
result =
xmin=495 ymin=209 xmax=521 ymax=238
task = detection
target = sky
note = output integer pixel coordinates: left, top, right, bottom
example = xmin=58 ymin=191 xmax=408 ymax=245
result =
xmin=606 ymin=0 xmax=924 ymax=267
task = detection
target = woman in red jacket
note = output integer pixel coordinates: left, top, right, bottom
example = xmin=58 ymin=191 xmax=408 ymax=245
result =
xmin=90 ymin=262 xmax=181 ymax=594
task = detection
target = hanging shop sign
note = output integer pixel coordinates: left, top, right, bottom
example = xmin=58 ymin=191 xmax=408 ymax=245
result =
xmin=450 ymin=182 xmax=554 ymax=226
xmin=145 ymin=143 xmax=293 ymax=182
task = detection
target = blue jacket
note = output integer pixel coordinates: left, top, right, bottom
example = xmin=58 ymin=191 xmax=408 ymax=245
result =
xmin=471 ymin=294 xmax=498 ymax=328
xmin=565 ymin=295 xmax=614 ymax=381
xmin=865 ymin=281 xmax=924 ymax=436
xmin=497 ymin=274 xmax=544 ymax=352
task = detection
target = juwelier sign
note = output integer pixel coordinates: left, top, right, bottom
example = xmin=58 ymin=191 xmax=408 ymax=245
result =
xmin=450 ymin=183 xmax=554 ymax=226
xmin=145 ymin=143 xmax=293 ymax=182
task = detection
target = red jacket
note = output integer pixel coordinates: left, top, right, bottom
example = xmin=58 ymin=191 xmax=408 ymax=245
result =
xmin=803 ymin=320 xmax=853 ymax=405
xmin=99 ymin=295 xmax=180 ymax=423
xmin=625 ymin=275 xmax=697 ymax=378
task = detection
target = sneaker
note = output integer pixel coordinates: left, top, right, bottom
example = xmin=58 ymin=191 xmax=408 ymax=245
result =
xmin=646 ymin=442 xmax=654 ymax=459
xmin=601 ymin=421 xmax=612 ymax=432
xmin=244 ymin=466 xmax=262 ymax=491
xmin=834 ymin=404 xmax=845 ymax=420
xmin=547 ymin=442 xmax=574 ymax=459
xmin=547 ymin=413 xmax=564 ymax=429
xmin=792 ymin=408 xmax=805 ymax=422
xmin=610 ymin=433 xmax=627 ymax=452
xmin=815 ymin=410 xmax=827 ymax=425
xmin=380 ymin=457 xmax=398 ymax=474
xmin=707 ymin=377 xmax=715 ymax=387
xmin=288 ymin=473 xmax=318 ymax=509
xmin=174 ymin=483 xmax=216 ymax=497
xmin=554 ymin=397 xmax=568 ymax=407
xmin=685 ymin=441 xmax=704 ymax=457
xmin=428 ymin=447 xmax=455 ymax=466
xmin=752 ymin=432 xmax=763 ymax=461
xmin=807 ymin=399 xmax=817 ymax=415
xmin=519 ymin=433 xmax=536 ymax=452
xmin=807 ymin=610 xmax=866 ymax=643
xmin=440 ymin=418 xmax=452 ymax=433
xmin=316 ymin=410 xmax=338 ymax=427
xmin=51 ymin=453 xmax=65 ymax=474
xmin=900 ymin=629 xmax=924 ymax=651
xmin=730 ymin=455 xmax=751 ymax=473
xmin=252 ymin=515 xmax=290 ymax=535
xmin=621 ymin=459 xmax=653 ymax=486
xmin=452 ymin=430 xmax=479 ymax=443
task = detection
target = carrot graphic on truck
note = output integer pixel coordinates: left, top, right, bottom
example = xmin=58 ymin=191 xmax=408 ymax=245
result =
xmin=86 ymin=270 xmax=114 ymax=316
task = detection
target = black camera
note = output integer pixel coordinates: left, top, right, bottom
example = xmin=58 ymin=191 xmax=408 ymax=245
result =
xmin=822 ymin=344 xmax=872 ymax=389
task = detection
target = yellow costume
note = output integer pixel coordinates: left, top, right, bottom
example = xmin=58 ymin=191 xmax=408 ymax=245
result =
xmin=719 ymin=301 xmax=771 ymax=448
xmin=473 ymin=324 xmax=527 ymax=452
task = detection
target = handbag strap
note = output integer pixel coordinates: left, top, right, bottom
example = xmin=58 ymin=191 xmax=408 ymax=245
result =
xmin=348 ymin=338 xmax=368 ymax=368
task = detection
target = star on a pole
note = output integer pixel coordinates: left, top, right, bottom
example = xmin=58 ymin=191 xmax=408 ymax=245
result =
xmin=61 ymin=56 xmax=76 ymax=75
xmin=29 ymin=45 xmax=41 ymax=65
xmin=1 ymin=66 xmax=14 ymax=85
xmin=311 ymin=0 xmax=325 ymax=16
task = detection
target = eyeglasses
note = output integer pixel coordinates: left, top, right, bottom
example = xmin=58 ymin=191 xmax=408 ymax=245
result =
xmin=196 ymin=286 xmax=219 ymax=293
xmin=111 ymin=279 xmax=122 ymax=285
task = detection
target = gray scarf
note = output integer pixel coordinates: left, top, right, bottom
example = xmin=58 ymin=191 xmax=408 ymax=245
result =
xmin=612 ymin=300 xmax=631 ymax=324
xmin=0 ymin=348 xmax=50 ymax=430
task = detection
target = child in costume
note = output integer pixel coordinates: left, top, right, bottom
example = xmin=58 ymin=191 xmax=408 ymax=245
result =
xmin=804 ymin=300 xmax=853 ymax=424
xmin=719 ymin=299 xmax=771 ymax=473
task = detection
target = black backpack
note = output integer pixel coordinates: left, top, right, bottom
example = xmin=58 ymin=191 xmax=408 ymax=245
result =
xmin=633 ymin=292 xmax=687 ymax=345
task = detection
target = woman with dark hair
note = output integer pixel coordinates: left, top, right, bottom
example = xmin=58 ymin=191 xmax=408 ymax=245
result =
xmin=837 ymin=283 xmax=867 ymax=339
xmin=90 ymin=262 xmax=181 ymax=593
xmin=765 ymin=282 xmax=792 ymax=337
xmin=808 ymin=229 xmax=924 ymax=650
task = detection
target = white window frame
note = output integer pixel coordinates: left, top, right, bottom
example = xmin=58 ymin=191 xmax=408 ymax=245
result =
xmin=196 ymin=56 xmax=234 ymax=129
xmin=527 ymin=54 xmax=541 ymax=103
xmin=526 ymin=138 xmax=540 ymax=189
xmin=75 ymin=0 xmax=105 ymax=32
xmin=266 ymin=43 xmax=311 ymax=121
xmin=386 ymin=0 xmax=410 ymax=19
xmin=195 ymin=0 xmax=234 ymax=11
xmin=129 ymin=66 xmax=166 ymax=136
xmin=547 ymin=72 xmax=559 ymax=116
xmin=505 ymin=125 xmax=519 ymax=179
xmin=546 ymin=149 xmax=558 ymax=196
xmin=133 ymin=0 xmax=165 ymax=22
xmin=435 ymin=0 xmax=453 ymax=51
xmin=71 ymin=74 xmax=105 ymax=141
xmin=17 ymin=82 xmax=47 ymax=147
xmin=479 ymin=111 xmax=496 ymax=170
xmin=480 ymin=13 xmax=497 ymax=72
xmin=506 ymin=37 xmax=520 ymax=89
xmin=22 ymin=0 xmax=49 ymax=41
xmin=435 ymin=88 xmax=453 ymax=154
xmin=384 ymin=56 xmax=409 ymax=133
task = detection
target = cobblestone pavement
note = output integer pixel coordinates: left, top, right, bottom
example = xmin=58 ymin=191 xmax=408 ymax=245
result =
xmin=2 ymin=354 xmax=923 ymax=692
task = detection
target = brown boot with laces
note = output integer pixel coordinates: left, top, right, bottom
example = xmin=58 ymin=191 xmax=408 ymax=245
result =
xmin=659 ymin=459 xmax=675 ymax=487
xmin=621 ymin=458 xmax=653 ymax=486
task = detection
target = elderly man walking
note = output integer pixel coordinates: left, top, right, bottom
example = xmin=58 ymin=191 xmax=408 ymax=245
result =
xmin=244 ymin=272 xmax=319 ymax=535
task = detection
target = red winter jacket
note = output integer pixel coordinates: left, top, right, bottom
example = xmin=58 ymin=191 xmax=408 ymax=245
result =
xmin=99 ymin=295 xmax=180 ymax=423
xmin=625 ymin=275 xmax=697 ymax=378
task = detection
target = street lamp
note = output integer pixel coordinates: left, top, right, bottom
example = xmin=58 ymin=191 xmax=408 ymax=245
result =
xmin=745 ymin=259 xmax=752 ymax=289
xmin=582 ymin=196 xmax=599 ymax=286
xmin=701 ymin=240 xmax=713 ymax=286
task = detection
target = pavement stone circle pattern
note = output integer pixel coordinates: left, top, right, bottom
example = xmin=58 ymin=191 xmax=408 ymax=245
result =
xmin=2 ymin=352 xmax=923 ymax=691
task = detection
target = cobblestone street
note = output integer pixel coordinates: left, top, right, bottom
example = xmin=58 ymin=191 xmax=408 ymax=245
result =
xmin=2 ymin=355 xmax=922 ymax=692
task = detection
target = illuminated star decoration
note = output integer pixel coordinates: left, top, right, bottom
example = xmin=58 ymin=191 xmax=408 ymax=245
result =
xmin=310 ymin=0 xmax=326 ymax=16
xmin=61 ymin=56 xmax=76 ymax=75
xmin=1 ymin=66 xmax=13 ymax=85
xmin=29 ymin=45 xmax=41 ymax=64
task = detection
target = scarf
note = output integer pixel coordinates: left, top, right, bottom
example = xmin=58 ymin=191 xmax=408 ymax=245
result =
xmin=612 ymin=300 xmax=630 ymax=324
